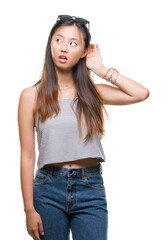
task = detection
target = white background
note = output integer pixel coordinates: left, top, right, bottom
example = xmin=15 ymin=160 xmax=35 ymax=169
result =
xmin=0 ymin=0 xmax=166 ymax=239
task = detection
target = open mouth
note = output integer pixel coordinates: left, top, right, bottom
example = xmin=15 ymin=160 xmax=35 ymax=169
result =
xmin=59 ymin=58 xmax=67 ymax=63
xmin=58 ymin=55 xmax=68 ymax=63
xmin=59 ymin=55 xmax=68 ymax=60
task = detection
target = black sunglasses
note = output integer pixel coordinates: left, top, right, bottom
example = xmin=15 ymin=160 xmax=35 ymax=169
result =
xmin=56 ymin=15 xmax=90 ymax=32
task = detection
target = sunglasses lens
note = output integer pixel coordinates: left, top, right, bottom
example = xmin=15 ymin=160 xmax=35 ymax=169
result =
xmin=76 ymin=18 xmax=89 ymax=25
xmin=58 ymin=15 xmax=72 ymax=21
xmin=57 ymin=15 xmax=90 ymax=31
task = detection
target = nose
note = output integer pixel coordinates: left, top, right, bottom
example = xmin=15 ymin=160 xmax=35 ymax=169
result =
xmin=61 ymin=42 xmax=68 ymax=53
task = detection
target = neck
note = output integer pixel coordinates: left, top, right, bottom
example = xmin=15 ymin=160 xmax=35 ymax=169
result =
xmin=55 ymin=66 xmax=74 ymax=87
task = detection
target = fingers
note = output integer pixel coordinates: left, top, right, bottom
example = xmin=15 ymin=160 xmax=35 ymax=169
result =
xmin=32 ymin=221 xmax=44 ymax=240
xmin=28 ymin=224 xmax=43 ymax=240
xmin=88 ymin=43 xmax=99 ymax=53
xmin=95 ymin=43 xmax=99 ymax=51
xmin=38 ymin=221 xmax=45 ymax=236
xmin=26 ymin=210 xmax=44 ymax=240
xmin=29 ymin=228 xmax=41 ymax=240
xmin=87 ymin=43 xmax=93 ymax=54
xmin=33 ymin=229 xmax=41 ymax=240
xmin=90 ymin=44 xmax=94 ymax=52
xmin=90 ymin=43 xmax=95 ymax=52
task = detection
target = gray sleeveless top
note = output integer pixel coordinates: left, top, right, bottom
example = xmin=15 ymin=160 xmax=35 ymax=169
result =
xmin=34 ymin=82 xmax=106 ymax=169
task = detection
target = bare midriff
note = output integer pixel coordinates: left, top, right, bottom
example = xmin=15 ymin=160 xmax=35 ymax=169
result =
xmin=47 ymin=157 xmax=99 ymax=169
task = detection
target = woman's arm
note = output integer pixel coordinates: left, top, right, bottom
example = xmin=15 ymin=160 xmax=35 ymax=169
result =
xmin=18 ymin=87 xmax=37 ymax=213
xmin=94 ymin=66 xmax=150 ymax=105
xmin=85 ymin=43 xmax=149 ymax=105
xmin=18 ymin=87 xmax=45 ymax=239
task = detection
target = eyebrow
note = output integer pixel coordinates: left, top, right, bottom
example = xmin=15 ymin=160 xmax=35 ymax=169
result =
xmin=55 ymin=34 xmax=80 ymax=42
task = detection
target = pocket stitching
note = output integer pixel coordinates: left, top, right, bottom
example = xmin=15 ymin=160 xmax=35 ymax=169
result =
xmin=83 ymin=175 xmax=105 ymax=190
xmin=33 ymin=173 xmax=49 ymax=186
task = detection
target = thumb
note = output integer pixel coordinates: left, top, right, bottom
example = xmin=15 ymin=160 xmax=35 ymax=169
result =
xmin=38 ymin=221 xmax=45 ymax=235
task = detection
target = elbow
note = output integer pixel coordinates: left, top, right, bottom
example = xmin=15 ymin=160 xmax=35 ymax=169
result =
xmin=140 ymin=89 xmax=150 ymax=101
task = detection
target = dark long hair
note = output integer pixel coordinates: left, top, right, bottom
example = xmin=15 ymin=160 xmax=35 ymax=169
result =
xmin=32 ymin=19 xmax=109 ymax=143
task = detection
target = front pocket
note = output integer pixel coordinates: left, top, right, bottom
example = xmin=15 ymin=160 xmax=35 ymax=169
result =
xmin=83 ymin=174 xmax=105 ymax=190
xmin=33 ymin=170 xmax=49 ymax=186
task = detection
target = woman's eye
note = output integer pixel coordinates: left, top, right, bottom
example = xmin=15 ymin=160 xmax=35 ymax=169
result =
xmin=56 ymin=39 xmax=77 ymax=46
xmin=56 ymin=39 xmax=61 ymax=43
xmin=71 ymin=42 xmax=77 ymax=46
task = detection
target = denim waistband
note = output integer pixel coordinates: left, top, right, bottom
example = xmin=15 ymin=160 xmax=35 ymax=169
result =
xmin=40 ymin=162 xmax=103 ymax=177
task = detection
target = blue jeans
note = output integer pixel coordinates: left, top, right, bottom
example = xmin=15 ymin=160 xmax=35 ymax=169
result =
xmin=33 ymin=162 xmax=108 ymax=240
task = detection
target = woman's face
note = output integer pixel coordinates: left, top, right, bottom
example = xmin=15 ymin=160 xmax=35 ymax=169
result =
xmin=51 ymin=24 xmax=88 ymax=70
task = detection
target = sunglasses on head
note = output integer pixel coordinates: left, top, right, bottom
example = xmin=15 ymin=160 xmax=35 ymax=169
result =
xmin=56 ymin=15 xmax=90 ymax=32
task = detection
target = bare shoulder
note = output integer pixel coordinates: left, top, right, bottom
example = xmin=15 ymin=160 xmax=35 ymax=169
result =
xmin=18 ymin=85 xmax=38 ymax=126
xmin=18 ymin=85 xmax=38 ymax=108
xmin=20 ymin=85 xmax=37 ymax=99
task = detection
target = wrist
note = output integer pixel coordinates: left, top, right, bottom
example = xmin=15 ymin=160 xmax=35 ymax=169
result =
xmin=92 ymin=66 xmax=120 ymax=85
xmin=105 ymin=70 xmax=118 ymax=83
xmin=102 ymin=67 xmax=120 ymax=85
xmin=92 ymin=65 xmax=108 ymax=78
xmin=24 ymin=207 xmax=35 ymax=214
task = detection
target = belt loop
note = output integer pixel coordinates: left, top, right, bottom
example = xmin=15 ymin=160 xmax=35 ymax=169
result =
xmin=49 ymin=166 xmax=54 ymax=177
xmin=100 ymin=163 xmax=102 ymax=175
xmin=81 ymin=168 xmax=84 ymax=179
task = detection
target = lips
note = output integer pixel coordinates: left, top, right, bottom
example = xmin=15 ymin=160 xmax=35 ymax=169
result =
xmin=59 ymin=55 xmax=68 ymax=60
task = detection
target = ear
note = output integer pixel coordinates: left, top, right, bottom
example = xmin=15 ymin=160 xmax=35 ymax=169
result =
xmin=80 ymin=48 xmax=89 ymax=59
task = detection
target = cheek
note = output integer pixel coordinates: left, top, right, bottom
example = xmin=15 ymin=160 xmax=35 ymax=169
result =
xmin=71 ymin=51 xmax=82 ymax=63
xmin=51 ymin=46 xmax=54 ymax=58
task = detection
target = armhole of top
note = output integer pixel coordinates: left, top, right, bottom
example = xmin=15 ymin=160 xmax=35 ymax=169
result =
xmin=34 ymin=82 xmax=40 ymax=131
xmin=35 ymin=82 xmax=40 ymax=93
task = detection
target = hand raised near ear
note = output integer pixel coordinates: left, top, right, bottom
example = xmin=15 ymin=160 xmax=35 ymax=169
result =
xmin=86 ymin=43 xmax=103 ymax=72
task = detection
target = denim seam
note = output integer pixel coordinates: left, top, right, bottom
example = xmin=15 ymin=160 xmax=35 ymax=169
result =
xmin=33 ymin=174 xmax=49 ymax=186
xmin=84 ymin=181 xmax=105 ymax=190
xmin=83 ymin=175 xmax=105 ymax=190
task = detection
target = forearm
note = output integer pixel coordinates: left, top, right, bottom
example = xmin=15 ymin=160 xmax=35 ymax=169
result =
xmin=94 ymin=66 xmax=149 ymax=99
xmin=20 ymin=156 xmax=35 ymax=213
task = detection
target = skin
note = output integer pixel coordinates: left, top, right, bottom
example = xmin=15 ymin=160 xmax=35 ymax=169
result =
xmin=18 ymin=24 xmax=149 ymax=240
xmin=50 ymin=24 xmax=88 ymax=97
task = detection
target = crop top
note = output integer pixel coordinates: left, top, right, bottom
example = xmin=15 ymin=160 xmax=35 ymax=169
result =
xmin=34 ymin=82 xmax=106 ymax=169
